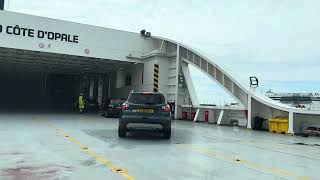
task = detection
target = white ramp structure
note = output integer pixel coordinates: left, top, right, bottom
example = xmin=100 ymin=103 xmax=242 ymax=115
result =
xmin=162 ymin=40 xmax=320 ymax=134
xmin=0 ymin=11 xmax=319 ymax=134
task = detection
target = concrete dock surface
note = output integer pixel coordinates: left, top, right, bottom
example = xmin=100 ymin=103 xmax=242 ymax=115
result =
xmin=0 ymin=112 xmax=319 ymax=180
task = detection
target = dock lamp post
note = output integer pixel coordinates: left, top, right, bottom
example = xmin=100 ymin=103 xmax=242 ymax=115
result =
xmin=250 ymin=76 xmax=259 ymax=92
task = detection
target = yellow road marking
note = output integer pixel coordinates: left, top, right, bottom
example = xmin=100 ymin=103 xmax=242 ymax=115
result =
xmin=178 ymin=144 xmax=311 ymax=180
xmin=50 ymin=125 xmax=135 ymax=180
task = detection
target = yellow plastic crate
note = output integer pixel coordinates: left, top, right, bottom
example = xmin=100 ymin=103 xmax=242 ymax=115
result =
xmin=277 ymin=119 xmax=289 ymax=134
xmin=268 ymin=117 xmax=289 ymax=134
xmin=268 ymin=119 xmax=278 ymax=133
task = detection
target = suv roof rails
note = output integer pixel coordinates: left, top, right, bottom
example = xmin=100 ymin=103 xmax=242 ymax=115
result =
xmin=130 ymin=91 xmax=163 ymax=94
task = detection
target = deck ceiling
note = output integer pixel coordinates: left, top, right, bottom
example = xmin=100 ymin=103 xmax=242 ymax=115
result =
xmin=0 ymin=47 xmax=134 ymax=74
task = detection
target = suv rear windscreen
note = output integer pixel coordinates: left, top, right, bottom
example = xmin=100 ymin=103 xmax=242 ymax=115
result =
xmin=128 ymin=93 xmax=165 ymax=105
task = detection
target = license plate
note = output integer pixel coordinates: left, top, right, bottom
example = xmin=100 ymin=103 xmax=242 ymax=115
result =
xmin=137 ymin=109 xmax=154 ymax=113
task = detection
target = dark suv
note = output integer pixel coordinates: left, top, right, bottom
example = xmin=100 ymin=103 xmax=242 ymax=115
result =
xmin=119 ymin=91 xmax=172 ymax=139
xmin=105 ymin=98 xmax=126 ymax=118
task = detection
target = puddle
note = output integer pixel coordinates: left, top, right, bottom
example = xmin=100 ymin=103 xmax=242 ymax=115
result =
xmin=80 ymin=158 xmax=97 ymax=167
xmin=0 ymin=165 xmax=73 ymax=180
xmin=292 ymin=142 xmax=320 ymax=146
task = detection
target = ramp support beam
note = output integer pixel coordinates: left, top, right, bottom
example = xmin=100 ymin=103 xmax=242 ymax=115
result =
xmin=247 ymin=95 xmax=252 ymax=129
xmin=193 ymin=108 xmax=200 ymax=122
xmin=181 ymin=61 xmax=199 ymax=106
xmin=217 ymin=110 xmax=224 ymax=125
xmin=288 ymin=111 xmax=294 ymax=134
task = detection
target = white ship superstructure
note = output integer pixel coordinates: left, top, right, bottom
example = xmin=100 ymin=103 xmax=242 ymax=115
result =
xmin=266 ymin=90 xmax=320 ymax=110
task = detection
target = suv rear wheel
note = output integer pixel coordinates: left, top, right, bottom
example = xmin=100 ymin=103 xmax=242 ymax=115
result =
xmin=163 ymin=124 xmax=171 ymax=139
xmin=118 ymin=123 xmax=127 ymax=138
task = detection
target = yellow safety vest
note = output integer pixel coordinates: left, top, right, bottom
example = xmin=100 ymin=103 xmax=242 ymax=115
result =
xmin=79 ymin=96 xmax=84 ymax=105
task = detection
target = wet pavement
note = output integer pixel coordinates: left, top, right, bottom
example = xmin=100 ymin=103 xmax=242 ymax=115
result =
xmin=0 ymin=112 xmax=319 ymax=180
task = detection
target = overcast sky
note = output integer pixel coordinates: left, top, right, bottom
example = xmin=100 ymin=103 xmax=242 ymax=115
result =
xmin=5 ymin=0 xmax=320 ymax=103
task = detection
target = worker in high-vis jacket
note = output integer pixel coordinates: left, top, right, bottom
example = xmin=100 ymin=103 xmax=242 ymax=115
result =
xmin=79 ymin=93 xmax=85 ymax=113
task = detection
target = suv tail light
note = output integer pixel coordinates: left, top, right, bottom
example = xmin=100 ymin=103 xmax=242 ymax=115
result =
xmin=162 ymin=105 xmax=171 ymax=112
xmin=121 ymin=103 xmax=129 ymax=110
